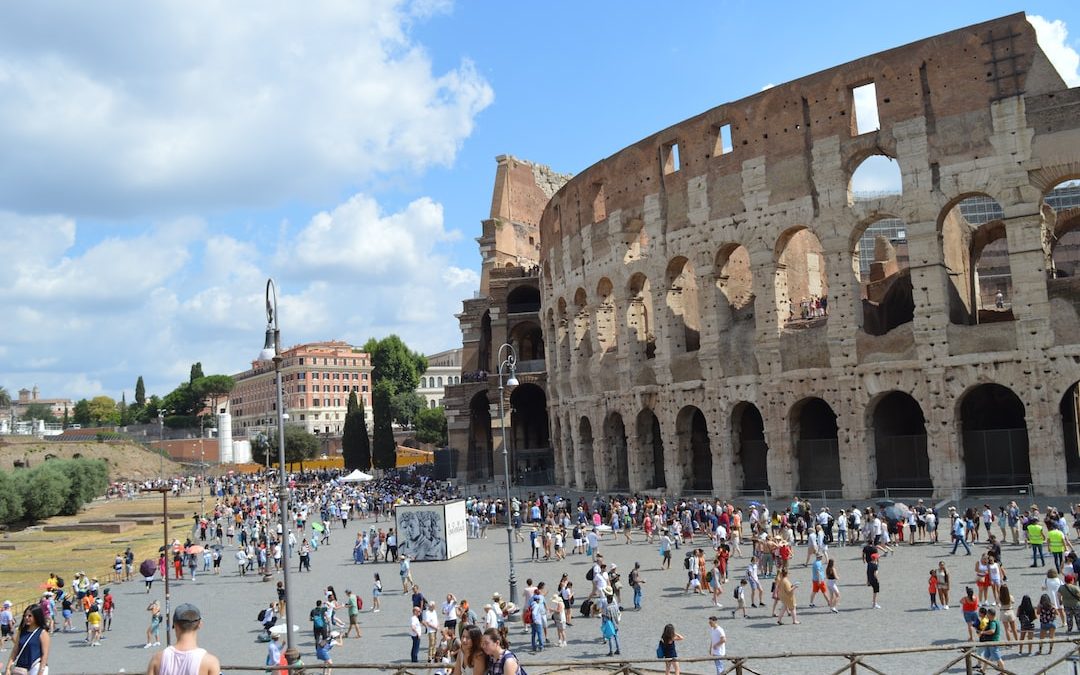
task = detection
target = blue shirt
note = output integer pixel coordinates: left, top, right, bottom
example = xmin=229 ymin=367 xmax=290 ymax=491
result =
xmin=811 ymin=559 xmax=824 ymax=581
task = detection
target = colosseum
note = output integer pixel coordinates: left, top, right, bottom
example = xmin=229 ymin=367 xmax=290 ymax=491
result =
xmin=525 ymin=13 xmax=1080 ymax=500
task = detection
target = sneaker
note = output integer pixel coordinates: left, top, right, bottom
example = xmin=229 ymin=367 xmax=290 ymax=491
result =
xmin=830 ymin=607 xmax=839 ymax=614
xmin=808 ymin=603 xmax=816 ymax=608
xmin=154 ymin=641 xmax=161 ymax=646
xmin=144 ymin=643 xmax=152 ymax=649
xmin=873 ymin=604 xmax=881 ymax=609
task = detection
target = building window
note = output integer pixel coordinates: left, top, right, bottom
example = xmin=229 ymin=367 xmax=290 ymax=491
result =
xmin=430 ymin=400 xmax=436 ymax=409
xmin=362 ymin=373 xmax=368 ymax=381
xmin=362 ymin=385 xmax=369 ymax=392
xmin=437 ymin=376 xmax=443 ymax=387
xmin=299 ymin=357 xmax=305 ymax=365
xmin=324 ymin=398 xmax=330 ymax=407
xmin=313 ymin=400 xmax=320 ymax=407
xmin=300 ymin=414 xmax=306 ymax=421
xmin=334 ymin=398 xmax=341 ymax=407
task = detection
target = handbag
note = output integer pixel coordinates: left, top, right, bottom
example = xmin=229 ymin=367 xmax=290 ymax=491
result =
xmin=11 ymin=628 xmax=41 ymax=675
xmin=656 ymin=641 xmax=665 ymax=659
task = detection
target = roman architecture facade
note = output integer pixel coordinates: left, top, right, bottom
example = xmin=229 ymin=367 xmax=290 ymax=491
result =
xmin=537 ymin=14 xmax=1080 ymax=498
xmin=418 ymin=348 xmax=463 ymax=409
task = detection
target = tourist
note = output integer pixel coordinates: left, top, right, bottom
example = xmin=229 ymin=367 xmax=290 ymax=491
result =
xmin=808 ymin=553 xmax=826 ymax=608
xmin=452 ymin=625 xmax=486 ymax=675
xmin=409 ymin=606 xmax=423 ymax=663
xmin=629 ymin=562 xmax=645 ymax=610
xmin=1059 ymin=574 xmax=1080 ymax=631
xmin=1037 ymin=593 xmax=1057 ymax=654
xmin=344 ymin=590 xmax=362 ymax=639
xmin=987 ymin=554 xmax=1005 ymax=605
xmin=145 ymin=600 xmax=163 ymax=648
xmin=974 ymin=553 xmax=991 ymax=605
xmin=746 ymin=557 xmax=763 ymax=607
xmin=372 ymin=573 xmax=382 ymax=613
xmin=928 ymin=569 xmax=940 ymax=610
xmin=310 ymin=600 xmax=329 ymax=644
xmin=936 ymin=561 xmax=951 ymax=609
xmin=1018 ymin=594 xmax=1036 ymax=655
xmin=950 ymin=513 xmax=971 ymax=555
xmin=600 ymin=598 xmax=620 ymax=656
xmin=998 ymin=584 xmax=1018 ymax=642
xmin=315 ymin=635 xmax=337 ymax=672
xmin=442 ymin=593 xmax=458 ymax=633
xmin=774 ymin=568 xmax=799 ymax=625
xmin=424 ymin=601 xmax=440 ymax=661
xmin=6 ymin=606 xmax=49 ymax=675
xmin=657 ymin=623 xmax=684 ymax=675
xmin=400 ymin=555 xmax=413 ymax=592
xmin=145 ymin=603 xmax=221 ymax=675
xmin=0 ymin=601 xmax=13 ymax=650
xmin=707 ymin=616 xmax=726 ymax=675
xmin=731 ymin=579 xmax=748 ymax=619
xmin=866 ymin=551 xmax=881 ymax=609
xmin=265 ymin=632 xmax=284 ymax=673
xmin=824 ymin=558 xmax=840 ymax=613
xmin=479 ymin=627 xmax=521 ymax=675
xmin=961 ymin=587 xmax=980 ymax=641
xmin=978 ymin=607 xmax=1005 ymax=671
xmin=1045 ymin=569 xmax=1065 ymax=623
xmin=550 ymin=591 xmax=567 ymax=647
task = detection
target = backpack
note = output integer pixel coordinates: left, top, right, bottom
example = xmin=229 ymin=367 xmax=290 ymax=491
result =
xmin=258 ymin=608 xmax=267 ymax=622
xmin=585 ymin=567 xmax=595 ymax=582
xmin=498 ymin=651 xmax=526 ymax=675
xmin=579 ymin=599 xmax=593 ymax=617
xmin=55 ymin=576 xmax=64 ymax=588
xmin=683 ymin=554 xmax=692 ymax=570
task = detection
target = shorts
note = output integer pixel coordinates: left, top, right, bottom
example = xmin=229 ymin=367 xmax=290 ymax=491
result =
xmin=1 ymin=625 xmax=10 ymax=637
xmin=868 ymin=579 xmax=880 ymax=593
xmin=826 ymin=580 xmax=838 ymax=595
xmin=349 ymin=614 xmax=358 ymax=625
xmin=748 ymin=579 xmax=761 ymax=592
xmin=981 ymin=645 xmax=1001 ymax=662
xmin=812 ymin=581 xmax=827 ymax=594
xmin=964 ymin=611 xmax=979 ymax=626
xmin=1040 ymin=621 xmax=1056 ymax=631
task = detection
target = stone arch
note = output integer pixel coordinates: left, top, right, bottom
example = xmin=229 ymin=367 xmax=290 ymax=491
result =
xmin=595 ymin=278 xmax=617 ymax=353
xmin=676 ymin=405 xmax=712 ymax=492
xmin=851 ymin=215 xmax=913 ymax=335
xmin=959 ymin=383 xmax=1031 ymax=488
xmin=848 ymin=153 xmax=903 ymax=200
xmin=1044 ymin=178 xmax=1080 ymax=279
xmin=775 ymin=226 xmax=829 ymax=329
xmin=508 ymin=320 xmax=544 ymax=361
xmin=731 ymin=402 xmax=769 ymax=493
xmin=578 ymin=416 xmax=597 ymax=490
xmin=603 ymin=411 xmax=630 ymax=491
xmin=636 ymin=408 xmax=666 ymax=490
xmin=938 ymin=193 xmax=1013 ymax=325
xmin=665 ymin=256 xmax=702 ymax=352
xmin=467 ymin=391 xmax=493 ymax=479
xmin=1061 ymin=381 xmax=1080 ymax=487
xmin=790 ymin=397 xmax=841 ymax=493
xmin=626 ymin=273 xmax=656 ymax=361
xmin=572 ymin=287 xmax=593 ymax=360
xmin=507 ymin=285 xmax=541 ymax=313
xmin=869 ymin=391 xmax=931 ymax=491
xmin=478 ymin=310 xmax=492 ymax=373
xmin=510 ymin=383 xmax=551 ymax=484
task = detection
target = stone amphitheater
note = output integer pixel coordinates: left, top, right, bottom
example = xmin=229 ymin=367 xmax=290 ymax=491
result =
xmin=534 ymin=13 xmax=1080 ymax=499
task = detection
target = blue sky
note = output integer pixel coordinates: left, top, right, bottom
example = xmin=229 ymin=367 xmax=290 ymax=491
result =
xmin=1 ymin=2 xmax=1078 ymax=402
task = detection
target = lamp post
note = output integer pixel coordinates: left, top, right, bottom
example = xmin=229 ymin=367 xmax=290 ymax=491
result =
xmin=497 ymin=343 xmax=519 ymax=602
xmin=141 ymin=486 xmax=172 ymax=645
xmin=257 ymin=278 xmax=298 ymax=663
xmin=158 ymin=409 xmax=165 ymax=482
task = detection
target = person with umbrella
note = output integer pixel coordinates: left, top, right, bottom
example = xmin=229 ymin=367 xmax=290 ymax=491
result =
xmin=140 ymin=559 xmax=158 ymax=593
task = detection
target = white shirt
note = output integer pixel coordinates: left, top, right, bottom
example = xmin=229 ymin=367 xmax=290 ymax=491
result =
xmin=483 ymin=608 xmax=500 ymax=629
xmin=410 ymin=614 xmax=423 ymax=637
xmin=422 ymin=608 xmax=439 ymax=634
xmin=709 ymin=625 xmax=726 ymax=657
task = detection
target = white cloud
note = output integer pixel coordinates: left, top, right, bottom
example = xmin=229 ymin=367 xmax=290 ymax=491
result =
xmin=1030 ymin=15 xmax=1080 ymax=87
xmin=0 ymin=2 xmax=493 ymax=218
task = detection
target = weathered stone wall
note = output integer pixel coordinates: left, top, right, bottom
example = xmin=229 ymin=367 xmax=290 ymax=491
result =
xmin=537 ymin=14 xmax=1080 ymax=498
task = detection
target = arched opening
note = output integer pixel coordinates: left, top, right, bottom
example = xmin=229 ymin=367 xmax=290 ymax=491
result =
xmin=732 ymin=402 xmax=769 ymax=492
xmin=852 ymin=217 xmax=913 ymax=335
xmin=775 ymin=227 xmax=829 ymax=329
xmin=507 ymin=285 xmax=541 ymax=314
xmin=960 ymin=384 xmax=1031 ymax=488
xmin=478 ymin=310 xmax=492 ymax=373
xmin=636 ymin=408 xmax=665 ymax=489
xmin=509 ymin=320 xmax=544 ymax=362
xmin=940 ymin=195 xmax=1013 ymax=325
xmin=791 ymin=397 xmax=841 ymax=493
xmin=677 ymin=406 xmax=712 ymax=492
xmin=1046 ymin=179 xmax=1080 ymax=279
xmin=1061 ymin=382 xmax=1080 ymax=487
xmin=578 ymin=416 xmax=596 ymax=490
xmin=849 ymin=154 xmax=903 ymax=200
xmin=872 ymin=392 xmax=931 ymax=491
xmin=509 ymin=383 xmax=551 ymax=485
xmin=595 ymin=278 xmax=617 ymax=353
xmin=604 ymin=412 xmax=630 ymax=491
xmin=573 ymin=288 xmax=593 ymax=360
xmin=665 ymin=257 xmax=701 ymax=352
xmin=467 ymin=392 xmax=493 ymax=479
xmin=626 ymin=274 xmax=655 ymax=360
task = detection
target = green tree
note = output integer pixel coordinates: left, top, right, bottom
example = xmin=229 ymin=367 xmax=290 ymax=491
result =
xmin=194 ymin=374 xmax=235 ymax=415
xmin=266 ymin=425 xmax=320 ymax=469
xmin=20 ymin=403 xmax=58 ymax=424
xmin=391 ymin=390 xmax=426 ymax=428
xmin=72 ymin=399 xmax=92 ymax=426
xmin=0 ymin=471 xmax=24 ymax=523
xmin=87 ymin=396 xmax=120 ymax=426
xmin=189 ymin=362 xmax=204 ymax=383
xmin=56 ymin=458 xmax=109 ymax=516
xmin=0 ymin=386 xmax=10 ymax=408
xmin=19 ymin=463 xmax=71 ymax=521
xmin=363 ymin=335 xmax=428 ymax=395
xmin=134 ymin=376 xmax=146 ymax=406
xmin=371 ymin=381 xmax=397 ymax=469
xmin=415 ymin=406 xmax=448 ymax=446
xmin=341 ymin=392 xmax=371 ymax=470
xmin=62 ymin=406 xmax=70 ymax=428
xmin=118 ymin=393 xmax=133 ymax=426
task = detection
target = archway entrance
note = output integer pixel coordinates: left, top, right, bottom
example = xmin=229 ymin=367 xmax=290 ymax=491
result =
xmin=604 ymin=412 xmax=630 ymax=491
xmin=636 ymin=409 xmax=665 ymax=489
xmin=872 ymin=392 xmax=931 ymax=491
xmin=510 ymin=383 xmax=551 ymax=485
xmin=961 ymin=384 xmax=1031 ymax=488
xmin=791 ymin=398 xmax=841 ymax=493
xmin=508 ymin=321 xmax=544 ymax=362
xmin=1061 ymin=382 xmax=1080 ymax=486
xmin=732 ymin=402 xmax=769 ymax=492
xmin=677 ymin=406 xmax=712 ymax=492
xmin=578 ymin=417 xmax=596 ymax=490
xmin=467 ymin=391 xmax=492 ymax=479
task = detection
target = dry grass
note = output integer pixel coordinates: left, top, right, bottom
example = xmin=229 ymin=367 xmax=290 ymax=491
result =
xmin=0 ymin=435 xmax=186 ymax=478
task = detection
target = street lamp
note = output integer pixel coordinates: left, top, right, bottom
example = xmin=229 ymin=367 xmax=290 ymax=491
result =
xmin=497 ymin=343 xmax=519 ymax=602
xmin=158 ymin=409 xmax=165 ymax=482
xmin=256 ymin=278 xmax=298 ymax=664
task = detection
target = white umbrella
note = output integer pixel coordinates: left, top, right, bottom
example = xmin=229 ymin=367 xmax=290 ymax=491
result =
xmin=269 ymin=624 xmax=300 ymax=635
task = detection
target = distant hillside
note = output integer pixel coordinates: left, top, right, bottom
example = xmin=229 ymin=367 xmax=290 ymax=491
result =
xmin=0 ymin=436 xmax=184 ymax=480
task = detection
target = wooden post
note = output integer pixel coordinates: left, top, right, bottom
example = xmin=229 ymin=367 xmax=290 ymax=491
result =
xmin=964 ymin=649 xmax=973 ymax=675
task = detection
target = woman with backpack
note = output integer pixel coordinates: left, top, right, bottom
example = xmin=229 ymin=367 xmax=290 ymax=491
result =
xmin=657 ymin=623 xmax=684 ymax=675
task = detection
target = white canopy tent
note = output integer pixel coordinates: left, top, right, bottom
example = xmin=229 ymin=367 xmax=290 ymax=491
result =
xmin=340 ymin=469 xmax=374 ymax=483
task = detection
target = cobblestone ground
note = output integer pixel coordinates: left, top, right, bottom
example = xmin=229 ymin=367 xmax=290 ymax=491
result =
xmin=47 ymin=515 xmax=1080 ymax=674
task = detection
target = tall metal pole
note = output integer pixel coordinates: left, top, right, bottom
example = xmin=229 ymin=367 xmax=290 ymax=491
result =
xmin=158 ymin=410 xmax=165 ymax=482
xmin=264 ymin=278 xmax=297 ymax=664
xmin=163 ymin=488 xmax=171 ymax=645
xmin=498 ymin=343 xmax=518 ymax=603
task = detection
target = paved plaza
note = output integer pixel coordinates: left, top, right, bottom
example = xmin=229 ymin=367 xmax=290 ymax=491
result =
xmin=45 ymin=511 xmax=1080 ymax=674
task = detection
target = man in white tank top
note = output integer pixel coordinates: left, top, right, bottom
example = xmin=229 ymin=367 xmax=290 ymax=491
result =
xmin=146 ymin=603 xmax=221 ymax=675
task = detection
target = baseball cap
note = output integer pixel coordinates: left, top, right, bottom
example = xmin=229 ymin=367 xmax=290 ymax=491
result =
xmin=173 ymin=603 xmax=202 ymax=624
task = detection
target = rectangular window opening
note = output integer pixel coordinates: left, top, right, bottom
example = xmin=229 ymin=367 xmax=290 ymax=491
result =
xmin=715 ymin=123 xmax=733 ymax=155
xmin=661 ymin=141 xmax=681 ymax=175
xmin=852 ymin=82 xmax=880 ymax=135
xmin=591 ymin=181 xmax=607 ymax=223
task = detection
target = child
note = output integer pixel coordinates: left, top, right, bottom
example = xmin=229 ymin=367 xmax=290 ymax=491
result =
xmin=730 ymin=579 xmax=748 ymax=619
xmin=102 ymin=589 xmax=115 ymax=631
xmin=928 ymin=570 xmax=940 ymax=610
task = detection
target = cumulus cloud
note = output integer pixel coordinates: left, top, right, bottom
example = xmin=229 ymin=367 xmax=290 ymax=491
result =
xmin=1030 ymin=15 xmax=1080 ymax=87
xmin=0 ymin=1 xmax=493 ymax=218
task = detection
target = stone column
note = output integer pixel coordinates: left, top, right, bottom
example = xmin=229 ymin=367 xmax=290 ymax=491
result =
xmin=762 ymin=399 xmax=795 ymax=497
xmin=750 ymin=249 xmax=783 ymax=375
xmin=835 ymin=379 xmax=872 ymax=498
xmin=924 ymin=372 xmax=963 ymax=499
xmin=1004 ymin=209 xmax=1053 ymax=350
xmin=709 ymin=397 xmax=735 ymax=497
